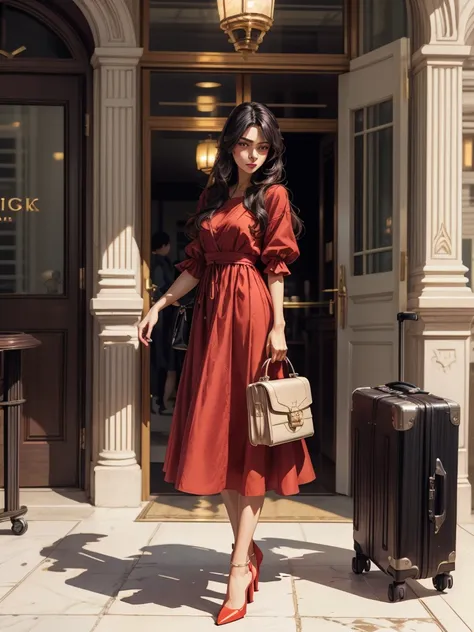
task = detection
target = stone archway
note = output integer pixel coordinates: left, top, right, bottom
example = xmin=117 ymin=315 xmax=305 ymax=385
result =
xmin=73 ymin=0 xmax=137 ymax=47
xmin=72 ymin=0 xmax=143 ymax=507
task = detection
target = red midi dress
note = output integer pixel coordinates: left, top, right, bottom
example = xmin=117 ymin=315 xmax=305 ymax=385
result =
xmin=163 ymin=184 xmax=316 ymax=496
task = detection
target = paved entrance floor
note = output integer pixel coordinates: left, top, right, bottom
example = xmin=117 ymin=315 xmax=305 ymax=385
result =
xmin=0 ymin=504 xmax=473 ymax=632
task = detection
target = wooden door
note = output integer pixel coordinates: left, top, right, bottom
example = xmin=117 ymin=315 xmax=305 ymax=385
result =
xmin=0 ymin=74 xmax=84 ymax=486
xmin=336 ymin=39 xmax=410 ymax=495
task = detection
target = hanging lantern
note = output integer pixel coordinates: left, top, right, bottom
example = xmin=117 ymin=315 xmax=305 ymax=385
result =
xmin=217 ymin=0 xmax=275 ymax=55
xmin=463 ymin=135 xmax=474 ymax=171
xmin=196 ymin=137 xmax=218 ymax=174
xmin=196 ymin=95 xmax=217 ymax=114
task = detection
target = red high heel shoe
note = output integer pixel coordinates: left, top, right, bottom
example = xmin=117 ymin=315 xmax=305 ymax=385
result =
xmin=251 ymin=542 xmax=264 ymax=592
xmin=216 ymin=560 xmax=254 ymax=626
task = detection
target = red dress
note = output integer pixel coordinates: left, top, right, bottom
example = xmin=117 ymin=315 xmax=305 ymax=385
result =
xmin=163 ymin=184 xmax=316 ymax=496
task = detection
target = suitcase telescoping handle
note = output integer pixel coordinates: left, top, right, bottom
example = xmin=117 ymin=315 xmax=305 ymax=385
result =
xmin=396 ymin=311 xmax=418 ymax=383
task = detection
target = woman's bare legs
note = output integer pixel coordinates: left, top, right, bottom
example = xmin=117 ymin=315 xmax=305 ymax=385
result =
xmin=221 ymin=489 xmax=240 ymax=541
xmin=221 ymin=491 xmax=263 ymax=558
xmin=224 ymin=494 xmax=265 ymax=609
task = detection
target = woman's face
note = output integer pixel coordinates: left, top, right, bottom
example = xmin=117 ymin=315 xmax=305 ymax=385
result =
xmin=232 ymin=125 xmax=270 ymax=176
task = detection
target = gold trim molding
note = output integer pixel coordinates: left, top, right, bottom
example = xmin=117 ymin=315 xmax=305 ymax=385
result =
xmin=146 ymin=117 xmax=337 ymax=133
xmin=141 ymin=51 xmax=349 ymax=73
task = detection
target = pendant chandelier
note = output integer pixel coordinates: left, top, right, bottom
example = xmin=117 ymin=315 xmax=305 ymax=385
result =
xmin=217 ymin=0 xmax=275 ymax=54
xmin=196 ymin=137 xmax=218 ymax=174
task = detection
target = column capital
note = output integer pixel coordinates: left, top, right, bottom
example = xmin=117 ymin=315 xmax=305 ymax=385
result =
xmin=412 ymin=45 xmax=471 ymax=72
xmin=91 ymin=47 xmax=143 ymax=67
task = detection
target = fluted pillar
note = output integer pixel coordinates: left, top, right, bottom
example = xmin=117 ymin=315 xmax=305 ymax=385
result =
xmin=89 ymin=47 xmax=144 ymax=507
xmin=407 ymin=45 xmax=474 ymax=521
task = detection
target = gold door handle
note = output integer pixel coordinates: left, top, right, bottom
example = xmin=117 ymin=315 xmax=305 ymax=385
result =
xmin=322 ymin=268 xmax=348 ymax=325
xmin=145 ymin=278 xmax=157 ymax=294
xmin=283 ymin=301 xmax=328 ymax=308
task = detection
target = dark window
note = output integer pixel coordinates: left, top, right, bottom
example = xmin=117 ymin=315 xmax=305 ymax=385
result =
xmin=148 ymin=0 xmax=344 ymax=55
xmin=0 ymin=5 xmax=72 ymax=59
xmin=250 ymin=73 xmax=338 ymax=119
xmin=150 ymin=72 xmax=237 ymax=118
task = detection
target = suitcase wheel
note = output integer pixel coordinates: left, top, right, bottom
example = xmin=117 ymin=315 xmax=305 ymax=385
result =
xmin=352 ymin=555 xmax=371 ymax=574
xmin=433 ymin=573 xmax=453 ymax=592
xmin=388 ymin=582 xmax=406 ymax=602
xmin=11 ymin=518 xmax=28 ymax=536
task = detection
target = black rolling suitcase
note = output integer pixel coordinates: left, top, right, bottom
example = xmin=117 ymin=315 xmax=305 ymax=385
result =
xmin=351 ymin=312 xmax=459 ymax=602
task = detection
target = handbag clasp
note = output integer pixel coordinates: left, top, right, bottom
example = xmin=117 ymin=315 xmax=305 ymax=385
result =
xmin=288 ymin=408 xmax=304 ymax=430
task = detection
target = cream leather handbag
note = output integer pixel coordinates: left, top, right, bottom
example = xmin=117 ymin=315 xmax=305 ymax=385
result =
xmin=247 ymin=358 xmax=314 ymax=447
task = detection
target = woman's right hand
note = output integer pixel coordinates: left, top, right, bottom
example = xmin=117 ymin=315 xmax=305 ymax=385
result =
xmin=138 ymin=308 xmax=159 ymax=346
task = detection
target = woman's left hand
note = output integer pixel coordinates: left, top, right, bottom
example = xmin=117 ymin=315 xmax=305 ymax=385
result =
xmin=266 ymin=324 xmax=288 ymax=363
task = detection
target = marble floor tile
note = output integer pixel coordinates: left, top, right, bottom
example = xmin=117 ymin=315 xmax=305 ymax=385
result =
xmin=294 ymin=565 xmax=427 ymax=619
xmin=0 ymin=559 xmax=129 ymax=615
xmin=108 ymin=562 xmax=294 ymax=618
xmin=300 ymin=618 xmax=443 ymax=631
xmin=0 ymin=521 xmax=79 ymax=539
xmin=0 ymin=522 xmax=80 ymax=588
xmin=246 ymin=572 xmax=294 ymax=618
xmin=46 ymin=520 xmax=159 ymax=567
xmin=147 ymin=522 xmax=233 ymax=551
xmin=0 ymin=616 xmax=97 ymax=632
xmin=415 ymin=527 xmax=474 ymax=632
xmin=285 ymin=523 xmax=354 ymax=568
xmin=96 ymin=614 xmax=297 ymax=632
xmin=461 ymin=523 xmax=474 ymax=536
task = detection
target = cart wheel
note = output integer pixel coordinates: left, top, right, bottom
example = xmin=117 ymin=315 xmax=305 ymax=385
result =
xmin=11 ymin=518 xmax=28 ymax=536
xmin=388 ymin=582 xmax=405 ymax=602
xmin=433 ymin=574 xmax=451 ymax=592
xmin=351 ymin=555 xmax=368 ymax=574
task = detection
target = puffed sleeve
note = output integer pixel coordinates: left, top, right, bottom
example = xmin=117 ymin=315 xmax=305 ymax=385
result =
xmin=261 ymin=185 xmax=300 ymax=276
xmin=175 ymin=191 xmax=207 ymax=280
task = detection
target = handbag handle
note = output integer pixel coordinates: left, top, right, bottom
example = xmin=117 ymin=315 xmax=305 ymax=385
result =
xmin=259 ymin=357 xmax=298 ymax=381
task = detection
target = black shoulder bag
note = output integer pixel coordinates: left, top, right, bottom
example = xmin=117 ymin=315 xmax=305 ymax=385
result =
xmin=171 ymin=301 xmax=194 ymax=351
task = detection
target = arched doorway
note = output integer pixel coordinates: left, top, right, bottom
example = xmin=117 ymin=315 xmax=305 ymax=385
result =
xmin=0 ymin=0 xmax=93 ymax=488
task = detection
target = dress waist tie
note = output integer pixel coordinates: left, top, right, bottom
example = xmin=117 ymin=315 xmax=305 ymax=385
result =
xmin=204 ymin=252 xmax=258 ymax=299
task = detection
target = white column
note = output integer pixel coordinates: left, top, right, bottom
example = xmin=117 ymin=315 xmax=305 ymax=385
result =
xmin=89 ymin=47 xmax=144 ymax=507
xmin=408 ymin=46 xmax=474 ymax=522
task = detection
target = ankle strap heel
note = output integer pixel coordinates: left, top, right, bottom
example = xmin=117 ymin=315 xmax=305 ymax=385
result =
xmin=230 ymin=558 xmax=250 ymax=568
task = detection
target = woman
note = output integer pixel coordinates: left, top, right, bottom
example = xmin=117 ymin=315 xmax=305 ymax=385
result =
xmin=138 ymin=102 xmax=315 ymax=625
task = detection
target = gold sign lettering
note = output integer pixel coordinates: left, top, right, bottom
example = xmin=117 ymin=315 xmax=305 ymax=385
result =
xmin=0 ymin=197 xmax=40 ymax=220
xmin=9 ymin=198 xmax=21 ymax=212
xmin=0 ymin=198 xmax=40 ymax=212
xmin=26 ymin=198 xmax=40 ymax=212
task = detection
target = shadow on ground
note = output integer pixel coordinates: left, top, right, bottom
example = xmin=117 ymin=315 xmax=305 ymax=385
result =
xmin=37 ymin=534 xmax=441 ymax=616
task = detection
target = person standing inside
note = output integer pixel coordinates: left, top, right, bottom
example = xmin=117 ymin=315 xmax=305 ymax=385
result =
xmin=150 ymin=231 xmax=177 ymax=414
xmin=139 ymin=102 xmax=315 ymax=625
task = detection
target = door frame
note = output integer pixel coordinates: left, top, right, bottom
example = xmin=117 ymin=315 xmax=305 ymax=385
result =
xmin=0 ymin=0 xmax=93 ymax=491
xmin=140 ymin=68 xmax=338 ymax=499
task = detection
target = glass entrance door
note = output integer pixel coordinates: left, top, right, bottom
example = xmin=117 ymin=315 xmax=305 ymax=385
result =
xmin=0 ymin=74 xmax=84 ymax=487
xmin=142 ymin=64 xmax=339 ymax=499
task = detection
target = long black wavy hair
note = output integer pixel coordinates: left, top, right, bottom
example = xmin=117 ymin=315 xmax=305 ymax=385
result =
xmin=187 ymin=102 xmax=303 ymax=239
